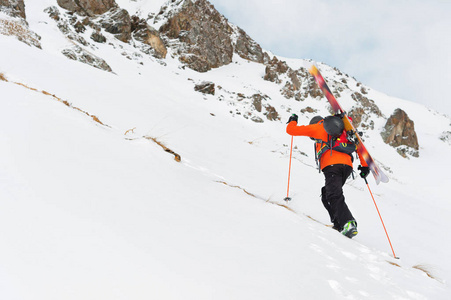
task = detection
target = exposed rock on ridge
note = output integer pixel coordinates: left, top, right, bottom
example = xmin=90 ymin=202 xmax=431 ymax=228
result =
xmin=158 ymin=0 xmax=266 ymax=72
xmin=158 ymin=0 xmax=234 ymax=72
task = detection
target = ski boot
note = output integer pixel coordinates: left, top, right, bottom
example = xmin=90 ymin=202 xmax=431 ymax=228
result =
xmin=341 ymin=220 xmax=358 ymax=238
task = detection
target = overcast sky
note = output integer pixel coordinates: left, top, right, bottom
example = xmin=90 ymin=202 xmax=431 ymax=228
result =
xmin=209 ymin=0 xmax=451 ymax=117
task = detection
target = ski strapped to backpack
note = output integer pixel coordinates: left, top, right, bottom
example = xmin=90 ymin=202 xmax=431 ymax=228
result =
xmin=309 ymin=64 xmax=389 ymax=184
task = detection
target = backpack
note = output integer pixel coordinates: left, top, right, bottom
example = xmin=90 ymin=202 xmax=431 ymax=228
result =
xmin=313 ymin=116 xmax=357 ymax=171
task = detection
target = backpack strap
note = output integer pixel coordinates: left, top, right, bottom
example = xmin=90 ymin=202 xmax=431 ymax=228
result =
xmin=314 ymin=132 xmax=356 ymax=172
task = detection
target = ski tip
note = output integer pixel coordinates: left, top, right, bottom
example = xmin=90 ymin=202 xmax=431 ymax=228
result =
xmin=372 ymin=167 xmax=390 ymax=185
xmin=375 ymin=173 xmax=390 ymax=185
xmin=308 ymin=64 xmax=319 ymax=75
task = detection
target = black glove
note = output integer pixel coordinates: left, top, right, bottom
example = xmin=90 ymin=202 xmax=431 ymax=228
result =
xmin=287 ymin=114 xmax=298 ymax=124
xmin=358 ymin=165 xmax=370 ymax=179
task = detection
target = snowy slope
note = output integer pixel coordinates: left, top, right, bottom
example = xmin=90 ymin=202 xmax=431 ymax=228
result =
xmin=1 ymin=0 xmax=451 ymax=299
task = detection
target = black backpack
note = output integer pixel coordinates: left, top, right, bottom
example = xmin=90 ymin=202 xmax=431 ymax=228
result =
xmin=313 ymin=116 xmax=356 ymax=171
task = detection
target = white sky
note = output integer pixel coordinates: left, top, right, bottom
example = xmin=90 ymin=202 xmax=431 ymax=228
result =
xmin=209 ymin=0 xmax=451 ymax=117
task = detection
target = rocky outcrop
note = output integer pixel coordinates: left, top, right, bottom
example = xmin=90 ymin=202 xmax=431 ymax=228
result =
xmin=62 ymin=45 xmax=112 ymax=72
xmin=252 ymin=94 xmax=263 ymax=112
xmin=46 ymin=0 xmax=168 ymax=71
xmin=264 ymin=57 xmax=289 ymax=83
xmin=45 ymin=6 xmax=113 ymax=71
xmin=440 ymin=131 xmax=451 ymax=145
xmin=56 ymin=0 xmax=131 ymax=43
xmin=350 ymin=92 xmax=382 ymax=117
xmin=98 ymin=8 xmax=131 ymax=43
xmin=159 ymin=0 xmax=234 ymax=72
xmin=0 ymin=0 xmax=42 ymax=48
xmin=158 ymin=0 xmax=265 ymax=72
xmin=250 ymin=93 xmax=279 ymax=121
xmin=234 ymin=26 xmax=268 ymax=63
xmin=194 ymin=81 xmax=215 ymax=95
xmin=265 ymin=105 xmax=279 ymax=121
xmin=0 ymin=17 xmax=42 ymax=48
xmin=263 ymin=56 xmax=306 ymax=101
xmin=346 ymin=92 xmax=383 ymax=130
xmin=131 ymin=16 xmax=167 ymax=58
xmin=381 ymin=108 xmax=419 ymax=157
xmin=56 ymin=0 xmax=117 ymax=17
xmin=0 ymin=0 xmax=26 ymax=18
xmin=55 ymin=0 xmax=166 ymax=58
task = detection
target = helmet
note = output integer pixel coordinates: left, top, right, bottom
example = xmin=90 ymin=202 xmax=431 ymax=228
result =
xmin=309 ymin=115 xmax=323 ymax=125
xmin=323 ymin=116 xmax=344 ymax=137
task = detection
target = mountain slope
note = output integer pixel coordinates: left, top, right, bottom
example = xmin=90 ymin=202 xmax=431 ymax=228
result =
xmin=1 ymin=0 xmax=451 ymax=299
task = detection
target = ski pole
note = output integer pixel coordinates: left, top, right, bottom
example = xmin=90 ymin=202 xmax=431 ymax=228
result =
xmin=364 ymin=178 xmax=398 ymax=259
xmin=284 ymin=135 xmax=294 ymax=202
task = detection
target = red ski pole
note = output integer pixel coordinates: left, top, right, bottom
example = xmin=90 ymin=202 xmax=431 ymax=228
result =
xmin=364 ymin=178 xmax=399 ymax=259
xmin=284 ymin=135 xmax=294 ymax=202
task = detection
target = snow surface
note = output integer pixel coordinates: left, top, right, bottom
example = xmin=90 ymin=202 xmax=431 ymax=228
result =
xmin=1 ymin=1 xmax=451 ymax=299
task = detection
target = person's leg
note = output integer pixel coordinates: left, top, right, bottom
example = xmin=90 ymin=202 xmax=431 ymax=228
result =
xmin=323 ymin=165 xmax=354 ymax=230
xmin=321 ymin=186 xmax=339 ymax=230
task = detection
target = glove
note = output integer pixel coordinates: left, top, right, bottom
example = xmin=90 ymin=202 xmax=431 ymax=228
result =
xmin=287 ymin=114 xmax=298 ymax=124
xmin=358 ymin=165 xmax=370 ymax=179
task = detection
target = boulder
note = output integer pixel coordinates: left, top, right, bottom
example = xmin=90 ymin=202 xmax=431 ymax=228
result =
xmin=252 ymin=94 xmax=263 ymax=112
xmin=194 ymin=81 xmax=215 ymax=95
xmin=62 ymin=45 xmax=112 ymax=72
xmin=381 ymin=108 xmax=419 ymax=157
xmin=265 ymin=105 xmax=279 ymax=121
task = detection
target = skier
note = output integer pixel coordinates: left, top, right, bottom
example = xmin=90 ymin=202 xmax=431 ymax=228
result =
xmin=286 ymin=114 xmax=370 ymax=238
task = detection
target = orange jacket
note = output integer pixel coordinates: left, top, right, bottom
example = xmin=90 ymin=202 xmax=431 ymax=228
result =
xmin=286 ymin=121 xmax=368 ymax=170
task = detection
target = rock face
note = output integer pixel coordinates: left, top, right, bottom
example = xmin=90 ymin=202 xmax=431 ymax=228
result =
xmin=45 ymin=0 xmax=168 ymax=71
xmin=381 ymin=108 xmax=419 ymax=157
xmin=54 ymin=0 xmax=166 ymax=58
xmin=0 ymin=0 xmax=42 ymax=48
xmin=98 ymin=8 xmax=132 ymax=43
xmin=0 ymin=0 xmax=26 ymax=18
xmin=234 ymin=26 xmax=266 ymax=63
xmin=131 ymin=16 xmax=167 ymax=58
xmin=159 ymin=0 xmax=234 ymax=72
xmin=56 ymin=0 xmax=117 ymax=17
xmin=158 ymin=0 xmax=264 ymax=72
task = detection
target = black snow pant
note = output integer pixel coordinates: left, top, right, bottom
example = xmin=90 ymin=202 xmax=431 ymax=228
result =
xmin=321 ymin=164 xmax=354 ymax=231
